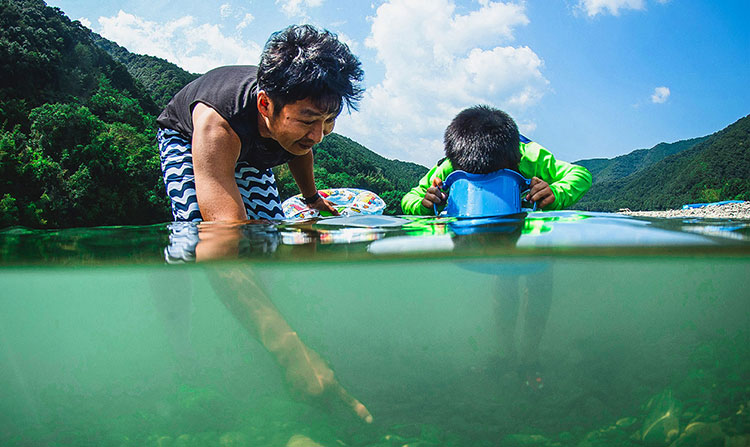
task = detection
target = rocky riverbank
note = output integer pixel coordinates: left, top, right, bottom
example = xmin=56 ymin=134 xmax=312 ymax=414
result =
xmin=617 ymin=201 xmax=750 ymax=219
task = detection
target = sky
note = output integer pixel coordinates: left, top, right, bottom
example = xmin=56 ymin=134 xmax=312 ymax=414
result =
xmin=46 ymin=0 xmax=750 ymax=167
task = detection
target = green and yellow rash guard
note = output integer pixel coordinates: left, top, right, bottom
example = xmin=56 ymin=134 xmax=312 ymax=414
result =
xmin=401 ymin=138 xmax=593 ymax=215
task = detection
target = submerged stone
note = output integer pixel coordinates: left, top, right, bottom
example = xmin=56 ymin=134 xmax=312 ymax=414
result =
xmin=615 ymin=417 xmax=637 ymax=428
xmin=219 ymin=432 xmax=248 ymax=447
xmin=285 ymin=434 xmax=324 ymax=447
xmin=173 ymin=434 xmax=192 ymax=447
xmin=156 ymin=436 xmax=173 ymax=447
xmin=668 ymin=422 xmax=724 ymax=447
xmin=500 ymin=434 xmax=550 ymax=446
xmin=637 ymin=389 xmax=681 ymax=446
xmin=725 ymin=434 xmax=750 ymax=447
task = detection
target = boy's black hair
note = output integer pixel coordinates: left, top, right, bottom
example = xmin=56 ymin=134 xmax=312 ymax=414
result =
xmin=444 ymin=105 xmax=521 ymax=174
xmin=257 ymin=24 xmax=364 ymax=116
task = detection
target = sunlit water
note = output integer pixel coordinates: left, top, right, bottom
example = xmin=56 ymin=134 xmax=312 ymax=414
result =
xmin=1 ymin=211 xmax=748 ymax=447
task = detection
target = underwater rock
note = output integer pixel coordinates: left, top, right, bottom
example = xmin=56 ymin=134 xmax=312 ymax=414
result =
xmin=219 ymin=431 xmax=248 ymax=447
xmin=380 ymin=433 xmax=419 ymax=445
xmin=636 ymin=389 xmax=681 ymax=446
xmin=193 ymin=432 xmax=221 ymax=446
xmin=285 ymin=434 xmax=324 ymax=447
xmin=725 ymin=434 xmax=750 ymax=447
xmin=576 ymin=425 xmax=629 ymax=447
xmin=668 ymin=422 xmax=724 ymax=447
xmin=389 ymin=423 xmax=422 ymax=438
xmin=500 ymin=433 xmax=551 ymax=446
xmin=173 ymin=434 xmax=192 ymax=447
xmin=156 ymin=435 xmax=174 ymax=447
xmin=615 ymin=417 xmax=637 ymax=428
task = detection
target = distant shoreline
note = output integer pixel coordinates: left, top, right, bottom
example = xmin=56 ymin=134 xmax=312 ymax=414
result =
xmin=617 ymin=201 xmax=750 ymax=219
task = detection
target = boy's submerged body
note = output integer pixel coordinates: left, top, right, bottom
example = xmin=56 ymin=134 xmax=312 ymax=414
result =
xmin=400 ymin=105 xmax=592 ymax=389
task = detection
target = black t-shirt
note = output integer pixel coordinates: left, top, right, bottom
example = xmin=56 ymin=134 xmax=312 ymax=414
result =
xmin=156 ymin=65 xmax=296 ymax=169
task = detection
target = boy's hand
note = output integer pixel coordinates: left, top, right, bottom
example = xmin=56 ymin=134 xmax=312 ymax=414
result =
xmin=526 ymin=177 xmax=555 ymax=208
xmin=421 ymin=177 xmax=447 ymax=211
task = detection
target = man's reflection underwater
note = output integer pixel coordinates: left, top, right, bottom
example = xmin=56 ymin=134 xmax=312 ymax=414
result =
xmin=150 ymin=221 xmax=373 ymax=424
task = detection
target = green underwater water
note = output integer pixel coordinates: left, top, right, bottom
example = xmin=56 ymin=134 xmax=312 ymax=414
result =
xmin=0 ymin=212 xmax=749 ymax=447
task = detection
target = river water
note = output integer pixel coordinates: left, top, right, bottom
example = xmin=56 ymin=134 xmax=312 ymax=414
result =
xmin=1 ymin=211 xmax=748 ymax=447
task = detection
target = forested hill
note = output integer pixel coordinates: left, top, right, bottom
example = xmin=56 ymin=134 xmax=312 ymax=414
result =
xmin=575 ymin=136 xmax=708 ymax=184
xmin=574 ymin=115 xmax=750 ymax=211
xmin=0 ymin=0 xmax=158 ymax=127
xmin=1 ymin=0 xmax=167 ymax=228
xmin=91 ymin=33 xmax=200 ymax=110
xmin=0 ymin=0 xmax=427 ymax=228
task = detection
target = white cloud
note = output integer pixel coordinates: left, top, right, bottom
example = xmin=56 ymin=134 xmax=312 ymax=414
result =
xmin=237 ymin=13 xmax=255 ymax=30
xmin=96 ymin=10 xmax=262 ymax=74
xmin=651 ymin=86 xmax=670 ymax=104
xmin=577 ymin=0 xmax=645 ymax=16
xmin=336 ymin=0 xmax=547 ymax=167
xmin=219 ymin=4 xmax=232 ymax=18
xmin=276 ymin=0 xmax=324 ymax=17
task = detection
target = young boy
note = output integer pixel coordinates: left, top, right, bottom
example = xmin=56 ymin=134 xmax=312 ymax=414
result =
xmin=401 ymin=105 xmax=592 ymax=215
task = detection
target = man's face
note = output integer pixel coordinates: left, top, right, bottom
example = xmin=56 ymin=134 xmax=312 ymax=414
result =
xmin=260 ymin=95 xmax=337 ymax=156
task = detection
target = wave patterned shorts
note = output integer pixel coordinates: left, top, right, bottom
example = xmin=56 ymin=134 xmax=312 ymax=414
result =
xmin=157 ymin=128 xmax=284 ymax=221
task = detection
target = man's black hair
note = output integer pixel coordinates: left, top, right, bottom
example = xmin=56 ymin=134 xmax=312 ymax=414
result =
xmin=444 ymin=105 xmax=521 ymax=174
xmin=257 ymin=24 xmax=364 ymax=116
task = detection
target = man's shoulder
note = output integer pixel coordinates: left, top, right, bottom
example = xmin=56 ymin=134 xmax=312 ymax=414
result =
xmin=199 ymin=65 xmax=259 ymax=81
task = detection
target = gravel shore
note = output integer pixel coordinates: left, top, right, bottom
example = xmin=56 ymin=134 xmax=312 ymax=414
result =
xmin=617 ymin=201 xmax=750 ymax=219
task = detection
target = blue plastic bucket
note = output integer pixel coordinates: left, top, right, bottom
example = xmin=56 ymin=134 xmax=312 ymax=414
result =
xmin=441 ymin=169 xmax=532 ymax=218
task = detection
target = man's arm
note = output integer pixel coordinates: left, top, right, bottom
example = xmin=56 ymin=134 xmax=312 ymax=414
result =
xmin=205 ymin=265 xmax=373 ymax=423
xmin=287 ymin=151 xmax=339 ymax=215
xmin=191 ymin=102 xmax=247 ymax=222
xmin=286 ymin=151 xmax=317 ymax=198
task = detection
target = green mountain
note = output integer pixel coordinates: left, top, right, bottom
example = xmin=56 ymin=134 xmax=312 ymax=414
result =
xmin=576 ymin=136 xmax=708 ymax=184
xmin=0 ymin=0 xmax=158 ymax=128
xmin=90 ymin=33 xmax=200 ymax=110
xmin=0 ymin=0 xmax=169 ymax=228
xmin=575 ymin=115 xmax=750 ymax=211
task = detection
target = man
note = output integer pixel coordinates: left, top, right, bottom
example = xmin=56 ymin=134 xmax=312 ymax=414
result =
xmin=152 ymin=25 xmax=373 ymax=425
xmin=157 ymin=24 xmax=364 ymax=222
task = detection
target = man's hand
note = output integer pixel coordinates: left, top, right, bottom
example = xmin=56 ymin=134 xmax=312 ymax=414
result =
xmin=277 ymin=332 xmax=373 ymax=423
xmin=526 ymin=177 xmax=555 ymax=209
xmin=421 ymin=177 xmax=447 ymax=212
xmin=307 ymin=196 xmax=340 ymax=216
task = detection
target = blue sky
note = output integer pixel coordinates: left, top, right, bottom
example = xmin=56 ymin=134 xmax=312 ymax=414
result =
xmin=46 ymin=0 xmax=750 ymax=167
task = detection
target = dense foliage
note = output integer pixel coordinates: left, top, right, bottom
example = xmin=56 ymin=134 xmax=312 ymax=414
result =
xmin=576 ymin=136 xmax=707 ymax=184
xmin=91 ymin=33 xmax=200 ymax=110
xmin=0 ymin=0 xmax=169 ymax=228
xmin=575 ymin=115 xmax=750 ymax=211
xmin=0 ymin=0 xmax=158 ymax=128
